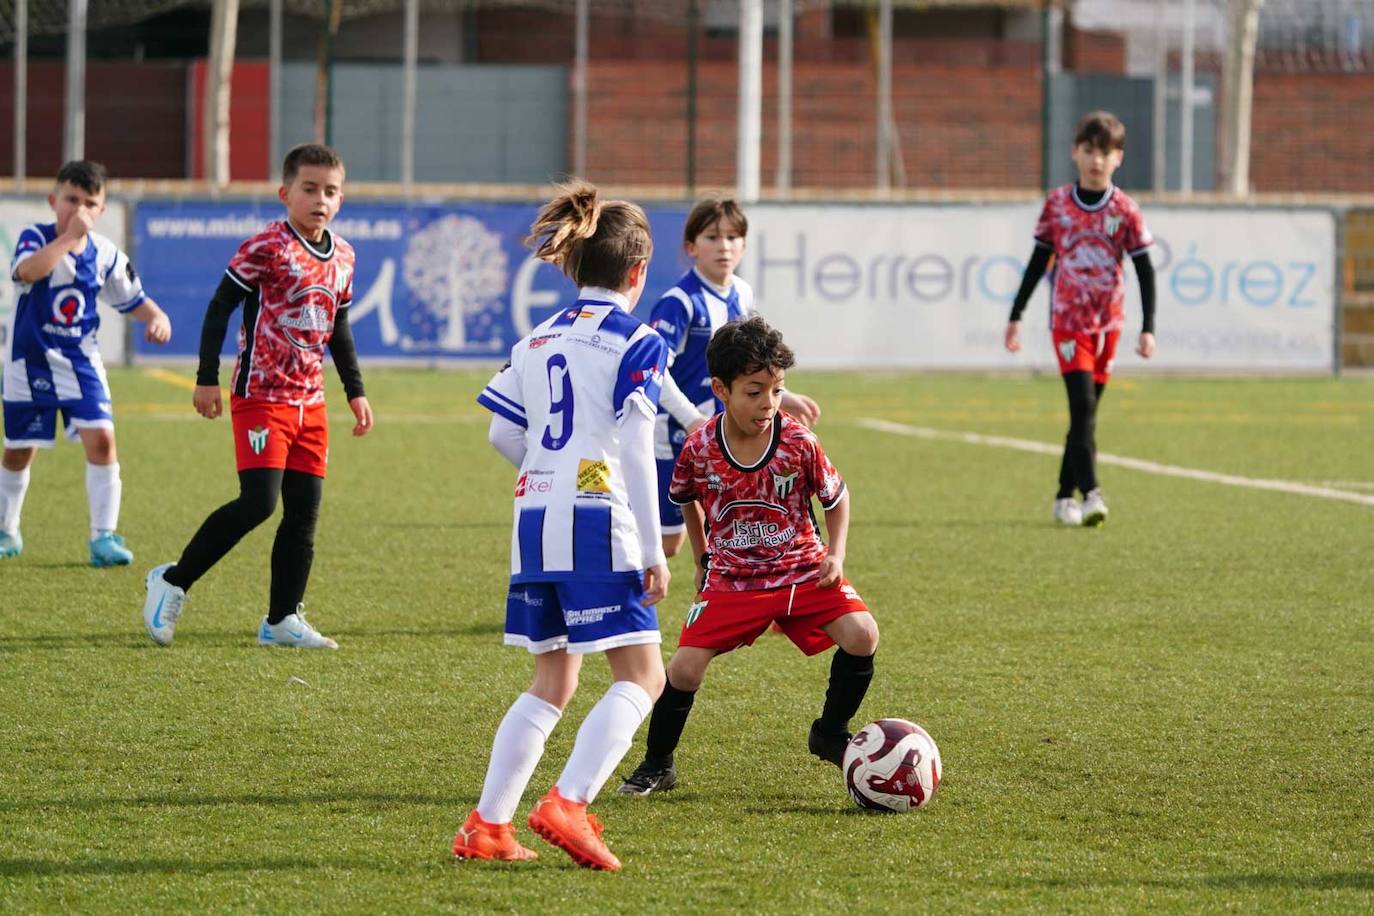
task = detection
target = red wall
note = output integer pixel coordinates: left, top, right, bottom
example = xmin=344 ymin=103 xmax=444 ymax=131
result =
xmin=189 ymin=60 xmax=271 ymax=181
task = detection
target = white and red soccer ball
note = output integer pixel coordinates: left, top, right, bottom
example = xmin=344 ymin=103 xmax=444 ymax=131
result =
xmin=843 ymin=718 xmax=942 ymax=813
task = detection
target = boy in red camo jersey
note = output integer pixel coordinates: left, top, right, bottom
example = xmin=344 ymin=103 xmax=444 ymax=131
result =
xmin=1005 ymin=110 xmax=1157 ymax=527
xmin=140 ymin=144 xmax=374 ymax=649
xmin=618 ymin=316 xmax=879 ymax=795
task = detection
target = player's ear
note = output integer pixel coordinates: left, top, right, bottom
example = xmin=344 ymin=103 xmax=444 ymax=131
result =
xmin=710 ymin=377 xmax=729 ymax=402
xmin=278 ymin=184 xmax=290 ymax=205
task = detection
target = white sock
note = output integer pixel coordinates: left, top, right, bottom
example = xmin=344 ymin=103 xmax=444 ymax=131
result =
xmin=475 ymin=692 xmax=563 ymax=825
xmin=0 ymin=466 xmax=31 ymax=536
xmin=556 ymin=681 xmax=654 ymax=805
xmin=86 ymin=462 xmax=121 ymax=539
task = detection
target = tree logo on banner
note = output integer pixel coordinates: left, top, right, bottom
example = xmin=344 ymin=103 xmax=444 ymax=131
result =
xmin=403 ymin=215 xmax=508 ymax=352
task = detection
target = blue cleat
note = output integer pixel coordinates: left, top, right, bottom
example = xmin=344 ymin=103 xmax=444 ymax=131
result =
xmin=90 ymin=532 xmax=134 ymax=567
xmin=0 ymin=530 xmax=21 ymax=558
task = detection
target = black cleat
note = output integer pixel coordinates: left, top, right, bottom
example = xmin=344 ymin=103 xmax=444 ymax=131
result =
xmin=808 ymin=719 xmax=851 ymax=768
xmin=616 ymin=759 xmax=678 ymax=796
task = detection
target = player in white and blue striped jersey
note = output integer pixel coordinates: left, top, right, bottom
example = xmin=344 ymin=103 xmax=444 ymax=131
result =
xmin=645 ymin=196 xmax=819 ymax=558
xmin=455 ymin=182 xmax=669 ymax=872
xmin=0 ymin=161 xmax=172 ymax=564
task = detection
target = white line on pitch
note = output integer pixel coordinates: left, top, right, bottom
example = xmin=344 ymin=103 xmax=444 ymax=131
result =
xmin=858 ymin=417 xmax=1374 ymax=509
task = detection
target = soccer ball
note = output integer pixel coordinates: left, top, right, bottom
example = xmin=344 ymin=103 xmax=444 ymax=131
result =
xmin=843 ymin=718 xmax=942 ymax=813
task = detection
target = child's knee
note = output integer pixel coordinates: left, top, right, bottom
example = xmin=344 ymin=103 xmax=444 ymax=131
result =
xmin=81 ymin=431 xmax=117 ymax=464
xmin=666 ymin=651 xmax=711 ymax=692
xmin=1 ymin=448 xmax=36 ymax=471
xmin=838 ymin=615 xmax=880 ymax=657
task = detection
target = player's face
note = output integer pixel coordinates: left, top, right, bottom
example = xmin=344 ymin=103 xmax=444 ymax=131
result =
xmin=1072 ymin=142 xmax=1123 ymax=191
xmin=714 ymin=366 xmax=784 ymax=439
xmin=279 ymin=165 xmax=345 ymax=240
xmin=49 ymin=182 xmax=105 ymax=236
xmin=686 ymin=219 xmax=746 ymax=287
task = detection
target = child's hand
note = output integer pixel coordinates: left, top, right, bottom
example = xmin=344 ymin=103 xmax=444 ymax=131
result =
xmin=816 ymin=554 xmax=844 ymax=588
xmin=143 ymin=311 xmax=172 ymax=344
xmin=780 ymin=391 xmax=820 ymax=427
xmin=349 ymin=396 xmax=374 ymax=436
xmin=1004 ymin=320 xmax=1023 ymax=352
xmin=62 ymin=209 xmax=97 ymax=244
xmin=642 ymin=563 xmax=670 ymax=606
xmin=193 ymin=385 xmax=223 ymax=419
xmin=1136 ymin=332 xmax=1156 ymax=358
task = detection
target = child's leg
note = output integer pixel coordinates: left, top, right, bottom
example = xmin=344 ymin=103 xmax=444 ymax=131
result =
xmin=476 ymin=650 xmax=579 ymax=824
xmin=554 ymin=643 xmax=665 ymax=804
xmin=165 ymin=468 xmax=282 ymax=590
xmin=0 ymin=447 xmax=36 ymax=538
xmin=269 ymin=470 xmax=322 ymax=624
xmin=1061 ymin=371 xmax=1099 ymax=496
xmin=815 ymin=611 xmax=880 ymax=739
xmin=78 ymin=428 xmax=120 ymax=538
xmin=636 ymin=646 xmax=716 ymax=769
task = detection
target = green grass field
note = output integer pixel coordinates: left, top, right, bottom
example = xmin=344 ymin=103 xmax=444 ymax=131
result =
xmin=3 ymin=367 xmax=1372 ymax=913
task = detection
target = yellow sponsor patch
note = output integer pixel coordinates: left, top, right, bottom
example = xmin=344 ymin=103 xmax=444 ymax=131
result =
xmin=577 ymin=458 xmax=611 ymax=493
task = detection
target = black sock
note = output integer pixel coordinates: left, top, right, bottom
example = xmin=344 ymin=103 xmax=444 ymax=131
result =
xmin=165 ymin=469 xmax=282 ymax=591
xmin=817 ymin=648 xmax=875 ymax=736
xmin=643 ymin=677 xmax=697 ymax=768
xmin=267 ymin=470 xmax=322 ymax=624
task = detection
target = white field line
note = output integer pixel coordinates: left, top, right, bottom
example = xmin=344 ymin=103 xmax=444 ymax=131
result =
xmin=858 ymin=417 xmax=1374 ymax=509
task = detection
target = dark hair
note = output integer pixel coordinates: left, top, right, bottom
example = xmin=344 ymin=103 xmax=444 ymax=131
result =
xmin=1075 ymin=111 xmax=1126 ymax=152
xmin=526 ymin=179 xmax=653 ymax=289
xmin=55 ymin=160 xmax=107 ymax=194
xmin=683 ymin=195 xmax=748 ymax=246
xmin=282 ymin=144 xmax=346 ymax=184
xmin=707 ymin=316 xmax=795 ymax=388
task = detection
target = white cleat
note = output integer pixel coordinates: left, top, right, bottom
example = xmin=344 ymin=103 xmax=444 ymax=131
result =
xmin=1081 ymin=489 xmax=1109 ymax=527
xmin=258 ymin=606 xmax=338 ymax=650
xmin=1052 ymin=498 xmax=1083 ymax=526
xmin=143 ymin=563 xmax=186 ymax=646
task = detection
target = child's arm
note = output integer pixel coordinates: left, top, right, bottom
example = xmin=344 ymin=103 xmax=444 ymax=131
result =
xmin=128 ymin=298 xmax=172 ymax=345
xmin=1005 ymin=245 xmax=1053 ymax=352
xmin=13 ymin=213 xmax=94 ymax=284
xmin=1133 ymin=251 xmax=1156 ymax=358
xmin=622 ymin=405 xmax=669 ymax=604
xmin=327 ymin=307 xmax=373 ymax=436
xmin=682 ymin=499 xmax=709 ymax=593
xmin=192 ymin=275 xmax=250 ymax=419
xmin=487 ymin=414 xmax=526 ymax=469
xmin=816 ymin=489 xmax=850 ymax=588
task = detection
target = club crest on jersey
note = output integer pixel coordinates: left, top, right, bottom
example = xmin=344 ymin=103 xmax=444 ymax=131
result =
xmin=247 ymin=425 xmax=270 ymax=455
xmin=1104 ymin=214 xmax=1122 ymax=235
xmin=51 ymin=288 xmax=86 ymax=326
xmin=772 ymin=470 xmax=798 ymax=498
xmin=685 ymin=600 xmax=708 ymax=628
xmin=1058 ymin=339 xmax=1077 ymax=363
xmin=577 ymin=459 xmax=612 ymax=493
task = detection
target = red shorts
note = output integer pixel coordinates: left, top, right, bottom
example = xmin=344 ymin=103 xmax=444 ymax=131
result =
xmin=231 ymin=397 xmax=329 ymax=477
xmin=677 ymin=578 xmax=870 ymax=657
xmin=1052 ymin=329 xmax=1120 ymax=384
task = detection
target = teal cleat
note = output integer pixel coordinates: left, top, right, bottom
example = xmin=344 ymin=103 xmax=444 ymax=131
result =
xmin=90 ymin=532 xmax=134 ymax=567
xmin=0 ymin=531 xmax=21 ymax=558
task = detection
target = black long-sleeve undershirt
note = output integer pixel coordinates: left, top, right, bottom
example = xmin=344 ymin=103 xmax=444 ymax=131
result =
xmin=194 ymin=273 xmax=366 ymax=400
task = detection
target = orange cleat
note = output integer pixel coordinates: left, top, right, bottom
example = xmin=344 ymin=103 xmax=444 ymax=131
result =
xmin=452 ymin=809 xmax=538 ymax=862
xmin=526 ymin=787 xmax=622 ymax=871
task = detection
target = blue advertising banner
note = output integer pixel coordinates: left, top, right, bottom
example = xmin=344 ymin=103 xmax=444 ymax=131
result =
xmin=133 ymin=200 xmax=693 ymax=360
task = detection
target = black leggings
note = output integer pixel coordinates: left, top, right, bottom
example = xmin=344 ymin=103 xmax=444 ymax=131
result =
xmin=1057 ymin=371 xmax=1106 ymax=499
xmin=165 ymin=468 xmax=323 ymax=624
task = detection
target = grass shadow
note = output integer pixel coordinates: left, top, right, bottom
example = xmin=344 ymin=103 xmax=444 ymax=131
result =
xmin=0 ymin=790 xmax=457 ymax=815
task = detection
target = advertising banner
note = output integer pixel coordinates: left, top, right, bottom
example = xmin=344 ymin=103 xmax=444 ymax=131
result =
xmin=133 ymin=200 xmax=691 ymax=362
xmin=742 ymin=203 xmax=1337 ymax=371
xmin=1 ymin=199 xmax=131 ymax=365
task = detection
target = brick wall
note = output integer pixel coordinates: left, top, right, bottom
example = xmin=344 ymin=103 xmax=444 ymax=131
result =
xmin=1250 ymin=72 xmax=1374 ymax=194
xmin=585 ymin=59 xmax=1043 ymax=190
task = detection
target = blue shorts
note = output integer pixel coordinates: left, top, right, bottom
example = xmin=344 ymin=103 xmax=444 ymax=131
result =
xmin=3 ymin=398 xmax=113 ymax=448
xmin=505 ymin=573 xmax=661 ymax=655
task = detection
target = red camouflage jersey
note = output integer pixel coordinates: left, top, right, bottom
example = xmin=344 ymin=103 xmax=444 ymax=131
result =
xmin=670 ymin=412 xmax=847 ymax=592
xmin=224 ymin=220 xmax=355 ymax=405
xmin=1034 ymin=184 xmax=1152 ymax=335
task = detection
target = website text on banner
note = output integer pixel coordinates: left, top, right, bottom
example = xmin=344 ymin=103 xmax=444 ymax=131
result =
xmin=741 ymin=204 xmax=1335 ymax=372
xmin=134 ymin=201 xmax=690 ymax=361
xmin=2 ymin=200 xmax=131 ymax=365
